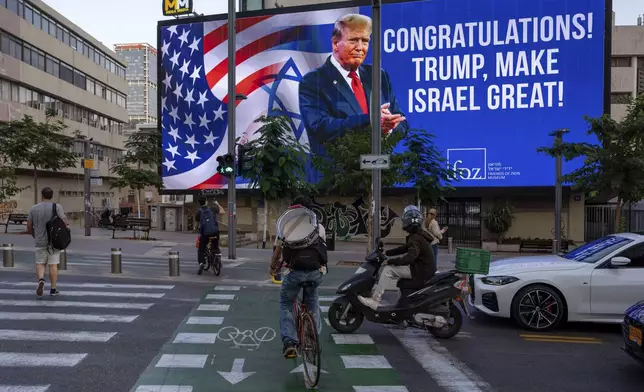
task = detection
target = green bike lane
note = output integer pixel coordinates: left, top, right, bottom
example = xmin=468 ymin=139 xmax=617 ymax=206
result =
xmin=130 ymin=284 xmax=409 ymax=392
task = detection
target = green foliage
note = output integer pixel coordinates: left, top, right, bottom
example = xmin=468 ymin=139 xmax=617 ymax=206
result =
xmin=312 ymin=125 xmax=405 ymax=196
xmin=110 ymin=128 xmax=163 ymax=190
xmin=482 ymin=200 xmax=516 ymax=243
xmin=398 ymin=128 xmax=458 ymax=205
xmin=0 ymin=166 xmax=22 ymax=202
xmin=241 ymin=114 xmax=312 ymax=201
xmin=537 ymin=95 xmax=644 ymax=207
xmin=0 ymin=110 xmax=79 ymax=203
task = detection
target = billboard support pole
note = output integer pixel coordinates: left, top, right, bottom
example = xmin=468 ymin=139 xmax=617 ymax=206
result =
xmin=227 ymin=0 xmax=237 ymax=260
xmin=550 ymin=129 xmax=568 ymax=255
xmin=370 ymin=0 xmax=382 ymax=251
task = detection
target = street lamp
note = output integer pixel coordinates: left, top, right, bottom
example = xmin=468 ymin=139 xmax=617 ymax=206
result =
xmin=549 ymin=128 xmax=569 ymax=254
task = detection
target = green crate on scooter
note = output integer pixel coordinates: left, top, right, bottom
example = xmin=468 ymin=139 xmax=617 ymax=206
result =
xmin=455 ymin=247 xmax=491 ymax=275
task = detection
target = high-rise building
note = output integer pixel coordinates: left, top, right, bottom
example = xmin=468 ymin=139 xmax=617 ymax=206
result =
xmin=0 ymin=0 xmax=129 ymax=219
xmin=114 ymin=43 xmax=158 ymax=128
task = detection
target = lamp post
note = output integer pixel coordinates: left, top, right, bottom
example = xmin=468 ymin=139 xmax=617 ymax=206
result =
xmin=549 ymin=129 xmax=569 ymax=254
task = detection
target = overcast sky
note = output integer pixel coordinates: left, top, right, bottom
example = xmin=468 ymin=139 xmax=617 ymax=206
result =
xmin=41 ymin=0 xmax=641 ymax=50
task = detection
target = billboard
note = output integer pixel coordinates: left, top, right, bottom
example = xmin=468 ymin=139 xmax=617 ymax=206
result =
xmin=157 ymin=0 xmax=606 ymax=191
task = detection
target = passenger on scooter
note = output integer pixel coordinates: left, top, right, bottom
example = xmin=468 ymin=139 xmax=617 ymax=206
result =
xmin=358 ymin=205 xmax=436 ymax=310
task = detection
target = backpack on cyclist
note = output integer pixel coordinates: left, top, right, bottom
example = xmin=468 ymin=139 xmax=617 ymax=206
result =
xmin=284 ymin=236 xmax=328 ymax=271
xmin=46 ymin=203 xmax=71 ymax=251
xmin=200 ymin=207 xmax=218 ymax=236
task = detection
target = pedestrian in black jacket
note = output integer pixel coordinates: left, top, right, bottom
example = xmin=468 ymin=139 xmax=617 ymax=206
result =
xmin=358 ymin=205 xmax=436 ymax=310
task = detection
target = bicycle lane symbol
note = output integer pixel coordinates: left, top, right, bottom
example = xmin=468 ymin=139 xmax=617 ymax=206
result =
xmin=217 ymin=326 xmax=276 ymax=351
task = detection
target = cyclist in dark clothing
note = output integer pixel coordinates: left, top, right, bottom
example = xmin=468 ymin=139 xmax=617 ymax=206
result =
xmin=195 ymin=197 xmax=225 ymax=274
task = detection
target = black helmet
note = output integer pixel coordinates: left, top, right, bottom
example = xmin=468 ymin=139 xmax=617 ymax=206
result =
xmin=401 ymin=205 xmax=423 ymax=232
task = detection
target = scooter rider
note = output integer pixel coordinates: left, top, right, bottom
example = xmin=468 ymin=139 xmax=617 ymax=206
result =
xmin=358 ymin=205 xmax=436 ymax=310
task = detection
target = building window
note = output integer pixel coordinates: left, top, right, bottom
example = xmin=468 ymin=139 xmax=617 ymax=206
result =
xmin=241 ymin=0 xmax=263 ymax=11
xmin=638 ymin=58 xmax=644 ymax=95
xmin=610 ymin=92 xmax=633 ymax=105
xmin=611 ymin=57 xmax=632 ymax=67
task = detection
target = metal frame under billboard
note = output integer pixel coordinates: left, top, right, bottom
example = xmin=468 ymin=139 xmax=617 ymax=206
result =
xmin=156 ymin=0 xmax=612 ymax=195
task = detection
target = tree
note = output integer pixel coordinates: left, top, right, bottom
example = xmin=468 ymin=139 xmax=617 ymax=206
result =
xmin=110 ymin=127 xmax=163 ymax=217
xmin=0 ymin=110 xmax=79 ymax=204
xmin=239 ymin=114 xmax=312 ymax=248
xmin=482 ymin=200 xmax=516 ymax=243
xmin=313 ymin=126 xmax=406 ymax=251
xmin=398 ymin=128 xmax=458 ymax=208
xmin=537 ymin=94 xmax=644 ymax=230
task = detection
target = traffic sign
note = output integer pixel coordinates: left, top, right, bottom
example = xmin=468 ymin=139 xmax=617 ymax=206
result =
xmin=89 ymin=169 xmax=100 ymax=178
xmin=90 ymin=178 xmax=103 ymax=186
xmin=360 ymin=154 xmax=390 ymax=170
xmin=82 ymin=159 xmax=94 ymax=169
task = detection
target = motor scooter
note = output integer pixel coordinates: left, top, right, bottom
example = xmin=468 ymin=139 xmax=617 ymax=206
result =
xmin=327 ymin=238 xmax=471 ymax=339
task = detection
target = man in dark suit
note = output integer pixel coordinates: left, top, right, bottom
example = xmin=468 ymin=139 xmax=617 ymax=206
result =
xmin=298 ymin=13 xmax=408 ymax=158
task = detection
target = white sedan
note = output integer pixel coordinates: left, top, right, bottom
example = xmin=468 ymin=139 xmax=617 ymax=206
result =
xmin=469 ymin=233 xmax=644 ymax=331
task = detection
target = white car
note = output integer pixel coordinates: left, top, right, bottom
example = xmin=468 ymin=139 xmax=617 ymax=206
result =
xmin=469 ymin=233 xmax=644 ymax=331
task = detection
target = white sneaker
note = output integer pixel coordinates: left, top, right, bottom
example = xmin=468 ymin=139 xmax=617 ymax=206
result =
xmin=358 ymin=295 xmax=381 ymax=310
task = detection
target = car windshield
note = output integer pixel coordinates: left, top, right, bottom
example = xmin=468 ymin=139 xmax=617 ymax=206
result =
xmin=563 ymin=235 xmax=633 ymax=263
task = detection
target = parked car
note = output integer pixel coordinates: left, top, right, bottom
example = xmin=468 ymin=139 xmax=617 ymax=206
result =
xmin=469 ymin=233 xmax=644 ymax=331
xmin=622 ymin=300 xmax=644 ymax=365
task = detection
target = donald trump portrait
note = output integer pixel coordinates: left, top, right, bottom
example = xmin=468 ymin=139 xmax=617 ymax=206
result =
xmin=298 ymin=13 xmax=408 ymax=158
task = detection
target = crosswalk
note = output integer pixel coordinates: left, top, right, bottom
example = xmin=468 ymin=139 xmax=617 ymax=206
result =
xmin=0 ymin=280 xmax=176 ymax=392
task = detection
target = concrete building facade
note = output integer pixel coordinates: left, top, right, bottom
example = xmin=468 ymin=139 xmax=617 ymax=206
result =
xmin=0 ymin=0 xmax=129 ymax=224
xmin=114 ymin=43 xmax=158 ymax=127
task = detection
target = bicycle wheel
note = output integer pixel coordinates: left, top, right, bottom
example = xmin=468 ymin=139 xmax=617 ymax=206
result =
xmin=213 ymin=254 xmax=222 ymax=276
xmin=300 ymin=311 xmax=321 ymax=388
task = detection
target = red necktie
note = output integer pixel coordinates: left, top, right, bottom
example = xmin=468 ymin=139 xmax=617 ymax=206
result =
xmin=348 ymin=71 xmax=369 ymax=114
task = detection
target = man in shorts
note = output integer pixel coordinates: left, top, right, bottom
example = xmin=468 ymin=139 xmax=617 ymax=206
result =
xmin=27 ymin=187 xmax=68 ymax=297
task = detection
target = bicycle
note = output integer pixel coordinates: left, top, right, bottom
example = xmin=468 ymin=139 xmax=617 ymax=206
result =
xmin=198 ymin=235 xmax=222 ymax=276
xmin=292 ymin=280 xmax=322 ymax=389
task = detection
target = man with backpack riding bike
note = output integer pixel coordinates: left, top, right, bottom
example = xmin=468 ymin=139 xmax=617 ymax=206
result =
xmin=269 ymin=196 xmax=328 ymax=359
xmin=196 ymin=197 xmax=225 ymax=275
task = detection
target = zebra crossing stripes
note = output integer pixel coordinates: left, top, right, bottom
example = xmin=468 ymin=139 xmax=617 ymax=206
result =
xmin=0 ymin=289 xmax=165 ymax=299
xmin=0 ymin=386 xmax=51 ymax=392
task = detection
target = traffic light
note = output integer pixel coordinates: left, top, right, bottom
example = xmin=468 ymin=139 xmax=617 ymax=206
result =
xmin=237 ymin=143 xmax=254 ymax=175
xmin=216 ymin=153 xmax=235 ymax=177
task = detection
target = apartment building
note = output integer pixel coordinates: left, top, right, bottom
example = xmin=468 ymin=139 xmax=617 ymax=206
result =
xmin=610 ymin=14 xmax=644 ymax=121
xmin=0 ymin=0 xmax=129 ymax=220
xmin=114 ymin=43 xmax=158 ymax=128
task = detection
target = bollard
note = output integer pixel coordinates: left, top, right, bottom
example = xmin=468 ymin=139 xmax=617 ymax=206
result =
xmin=111 ymin=248 xmax=122 ymax=274
xmin=447 ymin=237 xmax=453 ymax=254
xmin=58 ymin=249 xmax=67 ymax=270
xmin=169 ymin=251 xmax=180 ymax=277
xmin=2 ymin=244 xmax=14 ymax=268
xmin=552 ymin=240 xmax=558 ymax=255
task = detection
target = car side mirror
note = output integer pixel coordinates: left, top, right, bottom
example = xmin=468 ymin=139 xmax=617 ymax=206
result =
xmin=610 ymin=256 xmax=631 ymax=267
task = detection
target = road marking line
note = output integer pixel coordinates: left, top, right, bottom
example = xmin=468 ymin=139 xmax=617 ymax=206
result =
xmin=173 ymin=333 xmax=217 ymax=344
xmin=197 ymin=304 xmax=230 ymax=311
xmin=3 ymin=282 xmax=174 ymax=290
xmin=320 ymin=305 xmax=329 ymax=312
xmin=0 ymin=386 xmax=51 ymax=392
xmin=0 ymin=312 xmax=138 ymax=323
xmin=290 ymin=364 xmax=329 ymax=374
xmin=353 ymin=387 xmax=409 ymax=392
xmin=135 ymin=386 xmax=193 ymax=392
xmin=522 ymin=338 xmax=602 ymax=344
xmin=205 ymin=294 xmax=235 ymax=300
xmin=0 ymin=329 xmax=116 ymax=342
xmin=0 ymin=299 xmax=153 ymax=310
xmin=341 ymin=355 xmax=392 ymax=369
xmin=0 ymin=289 xmax=164 ymax=298
xmin=319 ymin=296 xmax=337 ymax=302
xmin=389 ymin=328 xmax=494 ymax=392
xmin=332 ymin=334 xmax=374 ymax=345
xmin=519 ymin=334 xmax=600 ymax=341
xmin=213 ymin=286 xmax=241 ymax=291
xmin=324 ymin=318 xmax=330 ymax=326
xmin=155 ymin=354 xmax=208 ymax=368
xmin=186 ymin=316 xmax=224 ymax=325
xmin=0 ymin=353 xmax=87 ymax=367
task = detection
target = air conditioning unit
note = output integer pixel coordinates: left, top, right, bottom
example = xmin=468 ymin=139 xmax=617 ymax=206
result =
xmin=57 ymin=109 xmax=63 ymax=117
xmin=38 ymin=103 xmax=45 ymax=111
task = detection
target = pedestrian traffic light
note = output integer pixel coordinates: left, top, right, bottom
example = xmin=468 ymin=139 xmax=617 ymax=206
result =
xmin=216 ymin=153 xmax=235 ymax=177
xmin=237 ymin=143 xmax=254 ymax=175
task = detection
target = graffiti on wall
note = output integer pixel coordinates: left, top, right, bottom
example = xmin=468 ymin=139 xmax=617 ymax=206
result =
xmin=309 ymin=197 xmax=399 ymax=239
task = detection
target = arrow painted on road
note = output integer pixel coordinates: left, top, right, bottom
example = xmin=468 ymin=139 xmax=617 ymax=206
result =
xmin=218 ymin=358 xmax=255 ymax=384
xmin=290 ymin=364 xmax=329 ymax=374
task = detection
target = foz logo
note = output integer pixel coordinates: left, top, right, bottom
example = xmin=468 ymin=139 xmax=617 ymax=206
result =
xmin=162 ymin=0 xmax=193 ymax=16
xmin=446 ymin=148 xmax=487 ymax=180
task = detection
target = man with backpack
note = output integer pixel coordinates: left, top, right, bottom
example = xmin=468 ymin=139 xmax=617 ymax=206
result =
xmin=195 ymin=197 xmax=225 ymax=274
xmin=26 ymin=187 xmax=71 ymax=297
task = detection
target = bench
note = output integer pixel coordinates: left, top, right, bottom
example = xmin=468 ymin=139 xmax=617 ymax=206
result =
xmin=5 ymin=213 xmax=28 ymax=233
xmin=520 ymin=239 xmax=569 ymax=253
xmin=112 ymin=216 xmax=152 ymax=239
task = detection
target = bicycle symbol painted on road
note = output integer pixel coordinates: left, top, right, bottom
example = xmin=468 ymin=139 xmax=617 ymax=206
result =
xmin=217 ymin=326 xmax=276 ymax=350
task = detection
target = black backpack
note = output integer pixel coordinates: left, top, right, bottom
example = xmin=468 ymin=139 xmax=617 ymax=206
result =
xmin=46 ymin=203 xmax=71 ymax=251
xmin=285 ymin=237 xmax=328 ymax=271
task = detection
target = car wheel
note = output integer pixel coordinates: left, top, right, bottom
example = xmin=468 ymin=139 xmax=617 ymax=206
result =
xmin=511 ymin=284 xmax=565 ymax=331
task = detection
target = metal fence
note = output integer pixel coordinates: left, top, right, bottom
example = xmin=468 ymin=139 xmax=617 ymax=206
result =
xmin=585 ymin=204 xmax=644 ymax=241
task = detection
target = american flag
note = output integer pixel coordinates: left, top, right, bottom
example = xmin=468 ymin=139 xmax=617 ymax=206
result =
xmin=159 ymin=6 xmax=359 ymax=190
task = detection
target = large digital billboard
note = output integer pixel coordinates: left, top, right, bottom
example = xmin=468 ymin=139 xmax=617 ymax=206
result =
xmin=157 ymin=0 xmax=606 ymax=191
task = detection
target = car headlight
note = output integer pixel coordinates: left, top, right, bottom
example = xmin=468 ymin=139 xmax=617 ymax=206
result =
xmin=481 ymin=276 xmax=519 ymax=286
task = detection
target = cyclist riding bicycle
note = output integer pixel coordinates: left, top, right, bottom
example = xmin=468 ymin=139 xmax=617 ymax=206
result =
xmin=270 ymin=196 xmax=328 ymax=359
xmin=195 ymin=197 xmax=225 ymax=274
